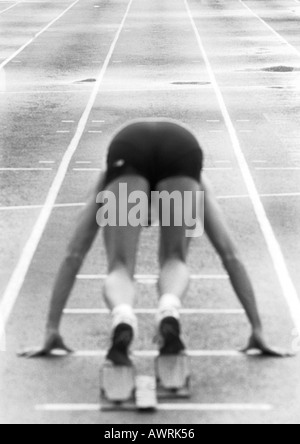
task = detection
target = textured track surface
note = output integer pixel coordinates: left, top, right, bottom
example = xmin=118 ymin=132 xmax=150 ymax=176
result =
xmin=0 ymin=0 xmax=300 ymax=424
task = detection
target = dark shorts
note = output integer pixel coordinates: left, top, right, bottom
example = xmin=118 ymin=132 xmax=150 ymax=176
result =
xmin=104 ymin=120 xmax=203 ymax=190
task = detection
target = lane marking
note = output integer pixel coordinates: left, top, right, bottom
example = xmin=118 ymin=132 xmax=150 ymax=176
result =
xmin=0 ymin=1 xmax=21 ymax=15
xmin=204 ymin=167 xmax=233 ymax=171
xmin=0 ymin=0 xmax=81 ymax=70
xmin=64 ymin=308 xmax=244 ymax=315
xmin=256 ymin=167 xmax=300 ymax=171
xmin=73 ymin=168 xmax=102 ymax=172
xmin=73 ymin=350 xmax=242 ymax=358
xmin=217 ymin=194 xmax=300 ymax=200
xmin=0 ymin=90 xmax=92 ymax=95
xmin=39 ymin=161 xmax=55 ymax=164
xmin=215 ymin=160 xmax=231 ymax=163
xmin=0 ymin=0 xmax=135 ymax=343
xmin=218 ymin=194 xmax=249 ymax=200
xmin=0 ymin=167 xmax=52 ymax=171
xmin=2 ymin=192 xmax=300 ymax=212
xmin=239 ymin=0 xmax=300 ymax=57
xmin=185 ymin=0 xmax=300 ymax=335
xmin=88 ymin=130 xmax=102 ymax=133
xmin=75 ymin=161 xmax=92 ymax=164
xmin=0 ymin=203 xmax=85 ymax=211
xmin=1 ymin=85 xmax=278 ymax=95
xmin=35 ymin=403 xmax=273 ymax=412
xmin=77 ymin=274 xmax=229 ymax=281
xmin=61 ymin=120 xmax=75 ymax=123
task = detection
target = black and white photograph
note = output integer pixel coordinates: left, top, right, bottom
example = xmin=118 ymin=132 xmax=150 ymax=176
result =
xmin=0 ymin=0 xmax=300 ymax=426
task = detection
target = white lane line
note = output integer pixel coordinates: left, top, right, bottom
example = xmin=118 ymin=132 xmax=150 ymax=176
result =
xmin=2 ymin=192 xmax=300 ymax=212
xmin=218 ymin=193 xmax=300 ymax=200
xmin=259 ymin=192 xmax=300 ymax=198
xmin=88 ymin=130 xmax=103 ymax=133
xmin=64 ymin=308 xmax=243 ymax=315
xmin=158 ymin=404 xmax=273 ymax=412
xmin=61 ymin=120 xmax=75 ymax=123
xmin=39 ymin=161 xmax=55 ymax=164
xmin=218 ymin=195 xmax=249 ymax=200
xmin=239 ymin=0 xmax=300 ymax=57
xmin=73 ymin=350 xmax=242 ymax=358
xmin=0 ymin=1 xmax=21 ymax=15
xmin=215 ymin=160 xmax=231 ymax=163
xmin=204 ymin=167 xmax=233 ymax=171
xmin=0 ymin=168 xmax=52 ymax=171
xmin=185 ymin=0 xmax=300 ymax=335
xmin=0 ymin=0 xmax=80 ymax=70
xmin=0 ymin=203 xmax=85 ymax=211
xmin=0 ymin=90 xmax=92 ymax=95
xmin=73 ymin=168 xmax=102 ymax=172
xmin=0 ymin=0 xmax=134 ymax=343
xmin=77 ymin=274 xmax=229 ymax=280
xmin=35 ymin=403 xmax=273 ymax=412
xmin=75 ymin=161 xmax=92 ymax=164
xmin=256 ymin=167 xmax=300 ymax=171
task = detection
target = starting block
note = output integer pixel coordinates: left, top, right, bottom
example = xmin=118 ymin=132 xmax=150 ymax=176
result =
xmin=156 ymin=353 xmax=191 ymax=399
xmin=101 ymin=361 xmax=136 ymax=411
xmin=100 ymin=362 xmax=157 ymax=412
xmin=135 ymin=376 xmax=157 ymax=411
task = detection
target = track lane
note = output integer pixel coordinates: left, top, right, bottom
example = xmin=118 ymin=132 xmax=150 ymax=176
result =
xmin=1 ymin=0 xmax=300 ymax=425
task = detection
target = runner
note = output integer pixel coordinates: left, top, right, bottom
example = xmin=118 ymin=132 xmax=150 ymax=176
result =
xmin=19 ymin=119 xmax=291 ymax=362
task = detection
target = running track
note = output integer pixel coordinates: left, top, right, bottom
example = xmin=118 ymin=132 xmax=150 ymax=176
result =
xmin=0 ymin=0 xmax=300 ymax=424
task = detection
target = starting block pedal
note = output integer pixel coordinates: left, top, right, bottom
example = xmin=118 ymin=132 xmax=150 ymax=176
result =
xmin=100 ymin=361 xmax=136 ymax=411
xmin=100 ymin=362 xmax=157 ymax=412
xmin=156 ymin=353 xmax=191 ymax=399
xmin=135 ymin=376 xmax=157 ymax=411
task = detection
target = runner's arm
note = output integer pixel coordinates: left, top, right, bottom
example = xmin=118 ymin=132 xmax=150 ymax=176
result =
xmin=46 ymin=172 xmax=105 ymax=332
xmin=18 ymin=173 xmax=106 ymax=357
xmin=201 ymin=174 xmax=262 ymax=332
xmin=201 ymin=175 xmax=293 ymax=357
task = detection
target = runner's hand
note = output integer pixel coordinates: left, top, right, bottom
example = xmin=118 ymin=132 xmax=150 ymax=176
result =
xmin=18 ymin=331 xmax=72 ymax=358
xmin=242 ymin=330 xmax=295 ymax=358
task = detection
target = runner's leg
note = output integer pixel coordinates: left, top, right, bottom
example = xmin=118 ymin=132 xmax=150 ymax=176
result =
xmin=103 ymin=175 xmax=149 ymax=364
xmin=156 ymin=177 xmax=200 ymax=354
